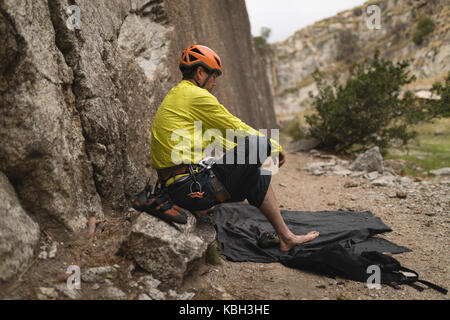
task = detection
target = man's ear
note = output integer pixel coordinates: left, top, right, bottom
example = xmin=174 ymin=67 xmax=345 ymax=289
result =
xmin=193 ymin=66 xmax=201 ymax=81
xmin=196 ymin=66 xmax=205 ymax=77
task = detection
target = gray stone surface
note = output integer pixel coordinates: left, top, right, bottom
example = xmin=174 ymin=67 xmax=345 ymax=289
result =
xmin=349 ymin=147 xmax=384 ymax=174
xmin=0 ymin=0 xmax=104 ymax=232
xmin=122 ymin=212 xmax=216 ymax=290
xmin=0 ymin=172 xmax=40 ymax=281
xmin=81 ymin=266 xmax=118 ymax=283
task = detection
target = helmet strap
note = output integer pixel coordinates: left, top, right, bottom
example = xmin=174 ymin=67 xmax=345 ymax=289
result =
xmin=193 ymin=77 xmax=201 ymax=87
xmin=201 ymin=72 xmax=213 ymax=89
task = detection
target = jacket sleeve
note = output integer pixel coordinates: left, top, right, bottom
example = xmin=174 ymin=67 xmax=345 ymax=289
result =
xmin=191 ymin=93 xmax=283 ymax=154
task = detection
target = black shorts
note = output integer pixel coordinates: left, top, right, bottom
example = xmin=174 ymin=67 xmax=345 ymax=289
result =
xmin=167 ymin=136 xmax=273 ymax=211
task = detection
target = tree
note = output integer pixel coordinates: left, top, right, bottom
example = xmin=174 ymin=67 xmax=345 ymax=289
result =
xmin=304 ymin=50 xmax=445 ymax=155
xmin=254 ymin=27 xmax=271 ymax=54
xmin=428 ymin=71 xmax=450 ymax=118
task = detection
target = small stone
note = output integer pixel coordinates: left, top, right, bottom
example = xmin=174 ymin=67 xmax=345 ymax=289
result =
xmin=311 ymin=169 xmax=325 ymax=176
xmin=38 ymin=287 xmax=58 ymax=299
xmin=138 ymin=293 xmax=152 ymax=300
xmin=104 ymin=286 xmax=127 ymax=299
xmin=54 ymin=284 xmax=81 ymax=300
xmin=365 ymin=171 xmax=380 ymax=180
xmin=337 ymin=293 xmax=352 ymax=300
xmin=350 ymin=171 xmax=365 ymax=178
xmin=429 ymin=168 xmax=450 ymax=176
xmin=396 ymin=191 xmax=407 ymax=199
xmin=344 ymin=181 xmax=358 ymax=188
xmin=91 ymin=283 xmax=101 ymax=290
xmin=148 ymin=288 xmax=166 ymax=300
xmin=168 ymin=290 xmax=195 ymax=300
xmin=81 ymin=266 xmax=117 ymax=282
xmin=139 ymin=275 xmax=166 ymax=300
xmin=371 ymin=176 xmax=395 ymax=187
xmin=48 ymin=242 xmax=58 ymax=259
xmin=395 ymin=177 xmax=413 ymax=186
xmin=333 ymin=169 xmax=353 ymax=176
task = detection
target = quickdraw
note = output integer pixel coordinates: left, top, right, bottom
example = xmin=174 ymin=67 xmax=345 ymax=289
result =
xmin=187 ymin=166 xmax=205 ymax=199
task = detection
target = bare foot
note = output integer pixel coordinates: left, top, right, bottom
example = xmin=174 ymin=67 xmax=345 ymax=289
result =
xmin=279 ymin=231 xmax=320 ymax=252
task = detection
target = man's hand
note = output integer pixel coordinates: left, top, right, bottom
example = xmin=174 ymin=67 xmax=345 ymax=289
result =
xmin=278 ymin=151 xmax=286 ymax=168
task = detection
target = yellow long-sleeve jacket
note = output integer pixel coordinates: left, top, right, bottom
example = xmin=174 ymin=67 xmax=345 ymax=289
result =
xmin=151 ymin=80 xmax=282 ymax=170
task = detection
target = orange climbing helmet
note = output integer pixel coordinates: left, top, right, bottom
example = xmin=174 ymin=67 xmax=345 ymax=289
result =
xmin=179 ymin=45 xmax=223 ymax=76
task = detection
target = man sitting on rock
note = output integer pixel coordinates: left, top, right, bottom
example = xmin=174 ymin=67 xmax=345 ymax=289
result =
xmin=141 ymin=45 xmax=319 ymax=252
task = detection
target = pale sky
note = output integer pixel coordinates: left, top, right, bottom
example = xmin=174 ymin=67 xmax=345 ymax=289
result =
xmin=245 ymin=0 xmax=368 ymax=43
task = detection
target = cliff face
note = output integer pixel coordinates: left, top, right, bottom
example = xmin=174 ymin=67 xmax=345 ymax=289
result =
xmin=0 ymin=0 xmax=276 ymax=281
xmin=268 ymin=0 xmax=449 ymax=118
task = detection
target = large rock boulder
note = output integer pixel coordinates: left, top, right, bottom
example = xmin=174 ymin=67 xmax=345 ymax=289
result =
xmin=349 ymin=146 xmax=384 ymax=174
xmin=0 ymin=0 xmax=104 ymax=233
xmin=121 ymin=211 xmax=216 ymax=290
xmin=0 ymin=172 xmax=40 ymax=282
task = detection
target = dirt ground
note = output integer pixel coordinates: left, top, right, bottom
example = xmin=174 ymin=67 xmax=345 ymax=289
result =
xmin=1 ymin=149 xmax=449 ymax=301
xmin=185 ymin=150 xmax=449 ymax=300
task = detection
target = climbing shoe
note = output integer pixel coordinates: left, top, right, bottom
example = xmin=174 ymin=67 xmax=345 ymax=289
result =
xmin=132 ymin=182 xmax=187 ymax=225
xmin=257 ymin=231 xmax=280 ymax=249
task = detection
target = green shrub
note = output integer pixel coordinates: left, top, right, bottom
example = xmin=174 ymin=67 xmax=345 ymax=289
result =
xmin=304 ymin=50 xmax=445 ymax=155
xmin=413 ymin=17 xmax=435 ymax=45
xmin=428 ymin=71 xmax=450 ymax=118
xmin=254 ymin=27 xmax=271 ymax=55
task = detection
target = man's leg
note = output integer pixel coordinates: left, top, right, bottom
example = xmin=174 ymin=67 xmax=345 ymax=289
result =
xmin=259 ymin=184 xmax=319 ymax=252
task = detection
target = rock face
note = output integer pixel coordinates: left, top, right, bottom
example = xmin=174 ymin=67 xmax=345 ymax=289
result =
xmin=0 ymin=0 xmax=105 ymax=234
xmin=0 ymin=0 xmax=276 ymax=281
xmin=268 ymin=0 xmax=449 ymax=118
xmin=0 ymin=172 xmax=40 ymax=282
xmin=121 ymin=212 xmax=216 ymax=290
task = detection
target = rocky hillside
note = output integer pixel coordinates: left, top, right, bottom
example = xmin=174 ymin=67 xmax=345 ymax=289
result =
xmin=267 ymin=0 xmax=449 ymax=119
xmin=0 ymin=0 xmax=276 ymax=286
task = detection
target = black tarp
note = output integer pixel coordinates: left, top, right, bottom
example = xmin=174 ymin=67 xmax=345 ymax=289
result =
xmin=212 ymin=203 xmax=447 ymax=294
xmin=213 ymin=202 xmax=411 ymax=265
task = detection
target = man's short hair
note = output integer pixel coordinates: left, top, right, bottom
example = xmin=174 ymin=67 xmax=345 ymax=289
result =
xmin=180 ymin=65 xmax=213 ymax=80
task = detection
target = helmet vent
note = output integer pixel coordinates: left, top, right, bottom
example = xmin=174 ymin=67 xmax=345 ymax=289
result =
xmin=215 ymin=57 xmax=221 ymax=67
xmin=191 ymin=48 xmax=204 ymax=56
xmin=189 ymin=54 xmax=198 ymax=62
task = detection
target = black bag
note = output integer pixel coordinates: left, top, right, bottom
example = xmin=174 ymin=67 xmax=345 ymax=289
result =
xmin=280 ymin=243 xmax=447 ymax=294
